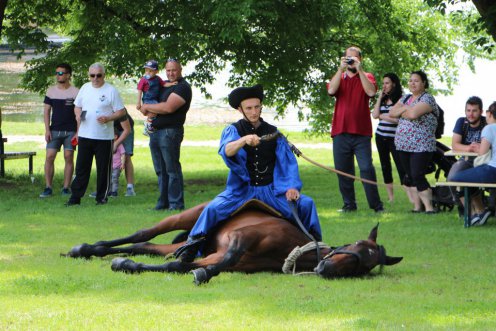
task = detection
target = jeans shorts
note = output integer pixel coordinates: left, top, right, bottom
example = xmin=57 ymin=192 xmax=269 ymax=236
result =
xmin=47 ymin=130 xmax=76 ymax=151
xmin=119 ymin=129 xmax=134 ymax=155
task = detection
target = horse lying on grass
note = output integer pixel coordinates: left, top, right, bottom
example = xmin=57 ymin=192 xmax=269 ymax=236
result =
xmin=65 ymin=200 xmax=402 ymax=285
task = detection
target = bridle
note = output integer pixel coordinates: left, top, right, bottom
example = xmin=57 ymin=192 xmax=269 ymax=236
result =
xmin=322 ymin=244 xmax=387 ymax=275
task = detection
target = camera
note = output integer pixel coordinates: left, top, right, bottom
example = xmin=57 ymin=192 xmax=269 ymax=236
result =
xmin=345 ymin=57 xmax=355 ymax=65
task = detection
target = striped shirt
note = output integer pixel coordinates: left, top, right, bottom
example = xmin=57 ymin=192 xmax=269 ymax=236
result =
xmin=376 ymin=104 xmax=398 ymax=138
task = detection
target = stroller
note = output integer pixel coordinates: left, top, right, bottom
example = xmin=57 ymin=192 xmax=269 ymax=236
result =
xmin=429 ymin=141 xmax=457 ymax=212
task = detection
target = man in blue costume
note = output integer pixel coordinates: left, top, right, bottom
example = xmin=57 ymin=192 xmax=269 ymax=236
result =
xmin=175 ymin=84 xmax=322 ymax=262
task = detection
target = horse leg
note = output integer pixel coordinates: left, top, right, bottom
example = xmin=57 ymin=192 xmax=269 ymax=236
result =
xmin=110 ymin=252 xmax=225 ymax=275
xmin=66 ymin=203 xmax=207 ymax=258
xmin=73 ymin=242 xmax=186 ymax=258
xmin=191 ymin=229 xmax=261 ymax=285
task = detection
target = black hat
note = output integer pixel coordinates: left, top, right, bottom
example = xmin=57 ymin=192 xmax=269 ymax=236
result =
xmin=143 ymin=60 xmax=159 ymax=70
xmin=228 ymin=84 xmax=264 ymax=109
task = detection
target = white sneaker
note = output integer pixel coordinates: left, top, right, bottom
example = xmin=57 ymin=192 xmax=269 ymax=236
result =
xmin=125 ymin=187 xmax=136 ymax=196
xmin=470 ymin=214 xmax=481 ymax=226
xmin=476 ymin=210 xmax=491 ymax=226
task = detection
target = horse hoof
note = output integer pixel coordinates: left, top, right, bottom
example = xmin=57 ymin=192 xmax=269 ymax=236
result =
xmin=111 ymin=258 xmax=140 ymax=274
xmin=67 ymin=243 xmax=93 ymax=259
xmin=191 ymin=268 xmax=209 ymax=285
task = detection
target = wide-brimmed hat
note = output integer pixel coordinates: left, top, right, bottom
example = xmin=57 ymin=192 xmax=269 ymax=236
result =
xmin=228 ymin=84 xmax=264 ymax=109
xmin=143 ymin=60 xmax=159 ymax=70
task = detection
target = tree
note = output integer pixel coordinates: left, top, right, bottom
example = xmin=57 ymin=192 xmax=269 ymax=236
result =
xmin=1 ymin=0 xmax=494 ymax=133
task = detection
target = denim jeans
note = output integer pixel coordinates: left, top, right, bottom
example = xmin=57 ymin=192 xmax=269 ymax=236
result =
xmin=451 ymin=164 xmax=496 ymax=183
xmin=333 ymin=133 xmax=382 ymax=210
xmin=149 ymin=127 xmax=184 ymax=209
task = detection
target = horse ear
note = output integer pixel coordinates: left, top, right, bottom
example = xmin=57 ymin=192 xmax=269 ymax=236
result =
xmin=368 ymin=223 xmax=379 ymax=242
xmin=384 ymin=256 xmax=403 ymax=265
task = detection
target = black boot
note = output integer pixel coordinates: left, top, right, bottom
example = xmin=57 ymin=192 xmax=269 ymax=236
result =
xmin=174 ymin=237 xmax=205 ymax=262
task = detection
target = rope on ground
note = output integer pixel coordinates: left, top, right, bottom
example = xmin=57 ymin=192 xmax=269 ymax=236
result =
xmin=282 ymin=241 xmax=330 ymax=275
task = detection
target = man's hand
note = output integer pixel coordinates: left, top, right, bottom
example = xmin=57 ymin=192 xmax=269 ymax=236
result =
xmin=286 ymin=188 xmax=300 ymax=201
xmin=45 ymin=131 xmax=52 ymax=143
xmin=97 ymin=116 xmax=109 ymax=124
xmin=244 ymin=134 xmax=260 ymax=147
xmin=139 ymin=104 xmax=149 ymax=116
xmin=468 ymin=142 xmax=481 ymax=153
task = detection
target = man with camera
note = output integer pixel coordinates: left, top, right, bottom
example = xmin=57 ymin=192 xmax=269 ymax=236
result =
xmin=327 ymin=46 xmax=384 ymax=213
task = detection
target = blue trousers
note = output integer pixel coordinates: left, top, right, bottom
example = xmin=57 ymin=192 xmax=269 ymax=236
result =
xmin=333 ymin=133 xmax=382 ymax=210
xmin=189 ymin=185 xmax=322 ymax=241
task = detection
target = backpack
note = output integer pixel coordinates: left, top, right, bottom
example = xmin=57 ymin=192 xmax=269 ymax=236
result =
xmin=404 ymin=94 xmax=444 ymax=139
xmin=435 ymin=105 xmax=445 ymax=139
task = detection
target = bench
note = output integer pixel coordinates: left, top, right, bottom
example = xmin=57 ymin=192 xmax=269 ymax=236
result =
xmin=0 ymin=109 xmax=37 ymax=178
xmin=435 ymin=182 xmax=496 ymax=227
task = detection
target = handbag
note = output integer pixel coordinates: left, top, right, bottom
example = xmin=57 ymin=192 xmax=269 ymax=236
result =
xmin=474 ymin=150 xmax=492 ymax=167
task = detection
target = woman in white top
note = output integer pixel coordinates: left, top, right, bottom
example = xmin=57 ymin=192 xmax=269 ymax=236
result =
xmin=451 ymin=101 xmax=496 ymax=226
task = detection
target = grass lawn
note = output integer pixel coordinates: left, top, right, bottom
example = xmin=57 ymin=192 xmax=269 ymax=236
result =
xmin=1 ymin=121 xmax=496 ymax=330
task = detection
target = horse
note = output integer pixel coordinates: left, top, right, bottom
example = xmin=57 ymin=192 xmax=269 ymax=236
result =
xmin=65 ymin=200 xmax=403 ymax=285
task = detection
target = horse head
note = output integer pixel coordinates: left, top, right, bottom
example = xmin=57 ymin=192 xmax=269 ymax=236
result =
xmin=314 ymin=224 xmax=402 ymax=278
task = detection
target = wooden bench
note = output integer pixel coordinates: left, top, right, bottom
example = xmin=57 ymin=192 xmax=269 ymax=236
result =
xmin=0 ymin=109 xmax=37 ymax=178
xmin=435 ymin=182 xmax=496 ymax=227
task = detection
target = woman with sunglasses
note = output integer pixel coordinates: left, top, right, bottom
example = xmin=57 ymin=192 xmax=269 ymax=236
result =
xmin=66 ymin=63 xmax=127 ymax=206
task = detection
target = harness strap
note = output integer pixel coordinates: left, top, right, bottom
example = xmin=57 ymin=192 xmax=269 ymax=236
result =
xmin=282 ymin=241 xmax=330 ymax=274
xmin=288 ymin=200 xmax=321 ymax=263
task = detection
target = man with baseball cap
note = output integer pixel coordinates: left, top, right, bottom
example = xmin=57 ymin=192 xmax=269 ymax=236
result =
xmin=174 ymin=84 xmax=322 ymax=262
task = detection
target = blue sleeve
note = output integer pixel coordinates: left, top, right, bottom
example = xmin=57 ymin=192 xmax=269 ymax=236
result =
xmin=218 ymin=125 xmax=250 ymax=184
xmin=481 ymin=124 xmax=494 ymax=142
xmin=453 ymin=117 xmax=465 ymax=135
xmin=273 ymin=137 xmax=302 ymax=196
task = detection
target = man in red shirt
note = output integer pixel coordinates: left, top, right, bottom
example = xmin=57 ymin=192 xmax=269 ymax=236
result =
xmin=327 ymin=46 xmax=383 ymax=212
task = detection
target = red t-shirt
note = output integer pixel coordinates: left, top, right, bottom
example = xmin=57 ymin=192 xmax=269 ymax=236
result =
xmin=328 ymin=72 xmax=376 ymax=137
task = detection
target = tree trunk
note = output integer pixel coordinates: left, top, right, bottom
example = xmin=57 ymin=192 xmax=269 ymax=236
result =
xmin=473 ymin=0 xmax=496 ymax=41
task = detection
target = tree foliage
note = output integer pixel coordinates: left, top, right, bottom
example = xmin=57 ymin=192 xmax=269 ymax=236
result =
xmin=1 ymin=0 xmax=494 ymax=133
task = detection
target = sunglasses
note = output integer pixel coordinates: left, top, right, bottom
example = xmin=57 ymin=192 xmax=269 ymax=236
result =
xmin=167 ymin=58 xmax=178 ymax=63
xmin=89 ymin=73 xmax=103 ymax=78
xmin=55 ymin=71 xmax=67 ymax=76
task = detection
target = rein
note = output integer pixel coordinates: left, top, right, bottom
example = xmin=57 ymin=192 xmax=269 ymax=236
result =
xmin=263 ymin=131 xmax=388 ymax=187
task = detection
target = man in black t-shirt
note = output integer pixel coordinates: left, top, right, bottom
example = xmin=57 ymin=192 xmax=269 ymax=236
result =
xmin=40 ymin=63 xmax=79 ymax=198
xmin=447 ymin=96 xmax=488 ymax=219
xmin=448 ymin=96 xmax=486 ymax=180
xmin=140 ymin=59 xmax=192 ymax=210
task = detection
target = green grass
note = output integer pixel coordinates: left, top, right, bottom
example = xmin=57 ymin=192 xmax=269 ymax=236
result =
xmin=1 ymin=123 xmax=496 ymax=330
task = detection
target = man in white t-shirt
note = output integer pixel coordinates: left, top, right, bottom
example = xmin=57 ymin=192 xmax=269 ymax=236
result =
xmin=66 ymin=63 xmax=126 ymax=206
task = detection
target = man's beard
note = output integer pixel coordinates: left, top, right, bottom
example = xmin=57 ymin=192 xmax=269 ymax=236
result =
xmin=347 ymin=67 xmax=357 ymax=74
xmin=468 ymin=118 xmax=481 ymax=125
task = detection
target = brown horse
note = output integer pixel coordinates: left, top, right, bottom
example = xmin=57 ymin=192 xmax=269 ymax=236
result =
xmin=66 ymin=201 xmax=402 ymax=285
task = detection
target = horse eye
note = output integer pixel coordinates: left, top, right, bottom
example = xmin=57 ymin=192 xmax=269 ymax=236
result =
xmin=368 ymin=248 xmax=374 ymax=256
